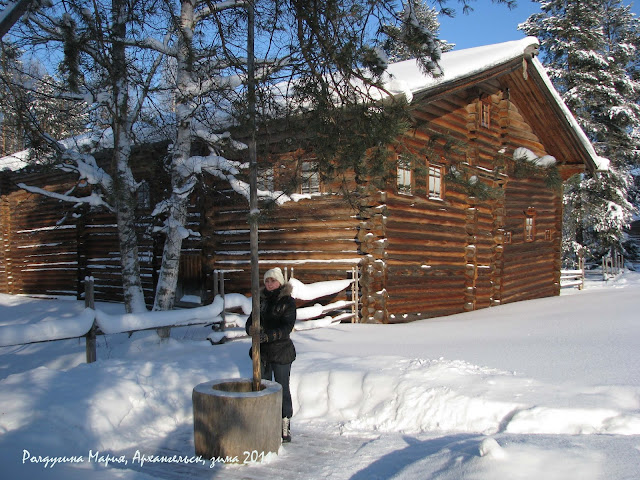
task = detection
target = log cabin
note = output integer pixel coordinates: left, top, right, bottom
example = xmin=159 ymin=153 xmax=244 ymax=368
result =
xmin=0 ymin=37 xmax=603 ymax=323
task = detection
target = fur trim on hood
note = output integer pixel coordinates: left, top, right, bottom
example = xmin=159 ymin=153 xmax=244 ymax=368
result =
xmin=260 ymin=281 xmax=293 ymax=299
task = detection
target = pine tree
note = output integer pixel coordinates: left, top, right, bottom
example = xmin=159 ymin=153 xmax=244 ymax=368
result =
xmin=0 ymin=45 xmax=88 ymax=156
xmin=381 ymin=0 xmax=454 ymax=65
xmin=563 ymin=167 xmax=634 ymax=266
xmin=520 ymin=0 xmax=640 ymax=264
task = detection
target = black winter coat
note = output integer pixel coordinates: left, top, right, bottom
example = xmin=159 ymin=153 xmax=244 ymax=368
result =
xmin=245 ymin=283 xmax=296 ymax=364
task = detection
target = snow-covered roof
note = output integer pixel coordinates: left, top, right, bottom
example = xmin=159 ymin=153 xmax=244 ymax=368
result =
xmin=383 ymin=37 xmax=541 ymax=102
xmin=0 ymin=36 xmax=602 ymax=173
xmin=381 ymin=36 xmax=602 ymax=173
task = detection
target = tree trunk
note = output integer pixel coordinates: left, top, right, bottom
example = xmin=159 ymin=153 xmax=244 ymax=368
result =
xmin=111 ymin=0 xmax=147 ymax=314
xmin=153 ymin=0 xmax=196 ymax=337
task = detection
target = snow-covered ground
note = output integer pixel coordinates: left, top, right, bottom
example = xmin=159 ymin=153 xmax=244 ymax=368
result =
xmin=1 ymin=272 xmax=639 ymax=479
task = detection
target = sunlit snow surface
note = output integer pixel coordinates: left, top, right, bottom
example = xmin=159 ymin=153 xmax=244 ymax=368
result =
xmin=1 ymin=271 xmax=639 ymax=479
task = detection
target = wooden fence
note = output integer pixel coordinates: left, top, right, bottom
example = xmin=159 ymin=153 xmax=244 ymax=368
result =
xmin=602 ymin=251 xmax=624 ymax=280
xmin=560 ymin=257 xmax=585 ymax=290
xmin=0 ymin=271 xmax=360 ymax=363
xmin=561 ymin=250 xmax=627 ymax=289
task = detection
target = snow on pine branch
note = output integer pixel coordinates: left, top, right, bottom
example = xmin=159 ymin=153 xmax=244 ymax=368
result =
xmin=57 ymin=150 xmax=113 ymax=192
xmin=17 ymin=183 xmax=114 ymax=211
xmin=197 ymin=151 xmax=292 ymax=206
xmin=193 ymin=128 xmax=247 ymax=152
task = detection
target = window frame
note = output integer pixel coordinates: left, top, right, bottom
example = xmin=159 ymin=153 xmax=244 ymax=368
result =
xmin=427 ymin=162 xmax=444 ymax=200
xmin=524 ymin=207 xmax=537 ymax=242
xmin=480 ymin=97 xmax=491 ymax=129
xmin=396 ymin=155 xmax=413 ymax=195
xmin=300 ymin=161 xmax=321 ymax=195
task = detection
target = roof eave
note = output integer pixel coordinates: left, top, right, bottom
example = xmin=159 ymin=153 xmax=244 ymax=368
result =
xmin=527 ymin=59 xmax=600 ymax=174
xmin=409 ymin=56 xmax=525 ymax=105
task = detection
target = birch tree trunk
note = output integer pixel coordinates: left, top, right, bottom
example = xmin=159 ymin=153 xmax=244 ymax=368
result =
xmin=111 ymin=0 xmax=147 ymax=314
xmin=153 ymin=0 xmax=196 ymax=336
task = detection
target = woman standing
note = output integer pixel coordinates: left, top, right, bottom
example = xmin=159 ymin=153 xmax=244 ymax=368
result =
xmin=245 ymin=267 xmax=296 ymax=442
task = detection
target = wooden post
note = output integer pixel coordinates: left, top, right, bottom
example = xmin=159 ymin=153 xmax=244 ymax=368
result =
xmin=247 ymin=1 xmax=262 ymax=392
xmin=84 ymin=276 xmax=97 ymax=364
xmin=219 ymin=270 xmax=226 ymax=331
xmin=351 ymin=266 xmax=360 ymax=323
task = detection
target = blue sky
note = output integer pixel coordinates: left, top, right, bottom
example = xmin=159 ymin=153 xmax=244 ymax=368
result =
xmin=438 ymin=0 xmax=640 ymax=50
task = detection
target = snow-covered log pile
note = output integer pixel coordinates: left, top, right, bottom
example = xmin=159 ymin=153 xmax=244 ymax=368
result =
xmin=207 ymin=277 xmax=356 ymax=344
xmin=0 ymin=277 xmax=355 ymax=347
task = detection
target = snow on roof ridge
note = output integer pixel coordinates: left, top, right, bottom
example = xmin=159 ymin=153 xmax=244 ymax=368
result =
xmin=383 ymin=36 xmax=540 ymax=102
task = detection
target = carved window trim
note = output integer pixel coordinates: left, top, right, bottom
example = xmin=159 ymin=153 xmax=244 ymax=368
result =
xmin=427 ymin=162 xmax=444 ymax=199
xmin=396 ymin=155 xmax=413 ymax=195
xmin=524 ymin=207 xmax=536 ymax=242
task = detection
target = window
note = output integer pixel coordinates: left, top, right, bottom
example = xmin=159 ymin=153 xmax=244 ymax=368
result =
xmin=503 ymin=231 xmax=512 ymax=244
xmin=396 ymin=155 xmax=412 ymax=195
xmin=524 ymin=207 xmax=536 ymax=242
xmin=525 ymin=217 xmax=535 ymax=241
xmin=258 ymin=166 xmax=274 ymax=192
xmin=137 ymin=181 xmax=151 ymax=209
xmin=428 ymin=164 xmax=443 ymax=199
xmin=300 ymin=161 xmax=320 ymax=194
xmin=481 ymin=98 xmax=491 ymax=128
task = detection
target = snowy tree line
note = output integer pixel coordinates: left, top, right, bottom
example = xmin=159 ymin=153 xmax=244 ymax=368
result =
xmin=520 ymin=0 xmax=640 ymax=266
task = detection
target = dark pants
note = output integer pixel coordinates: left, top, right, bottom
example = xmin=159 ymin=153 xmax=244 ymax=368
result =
xmin=262 ymin=361 xmax=293 ymax=418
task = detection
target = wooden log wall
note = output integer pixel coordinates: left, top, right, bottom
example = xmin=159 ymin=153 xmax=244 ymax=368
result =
xmin=380 ymin=77 xmax=562 ymax=323
xmin=501 ymin=177 xmax=561 ymax=303
xmin=0 ymin=170 xmax=84 ymax=297
xmin=357 ymin=186 xmax=388 ymax=323
xmin=0 ymin=143 xmax=203 ymax=306
xmin=499 ymin=82 xmax=562 ymax=304
xmin=200 ymin=175 xmax=362 ymax=305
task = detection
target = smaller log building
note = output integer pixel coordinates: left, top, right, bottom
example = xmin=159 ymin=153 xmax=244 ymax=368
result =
xmin=0 ymin=38 xmax=602 ymax=323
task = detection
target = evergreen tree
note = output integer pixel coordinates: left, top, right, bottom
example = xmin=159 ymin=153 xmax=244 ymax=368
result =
xmin=563 ymin=167 xmax=634 ymax=267
xmin=0 ymin=45 xmax=88 ymax=156
xmin=520 ymin=0 xmax=640 ymax=264
xmin=381 ymin=0 xmax=454 ymax=65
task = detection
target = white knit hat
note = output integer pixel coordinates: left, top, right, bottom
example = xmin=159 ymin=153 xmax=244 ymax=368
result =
xmin=263 ymin=267 xmax=285 ymax=286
